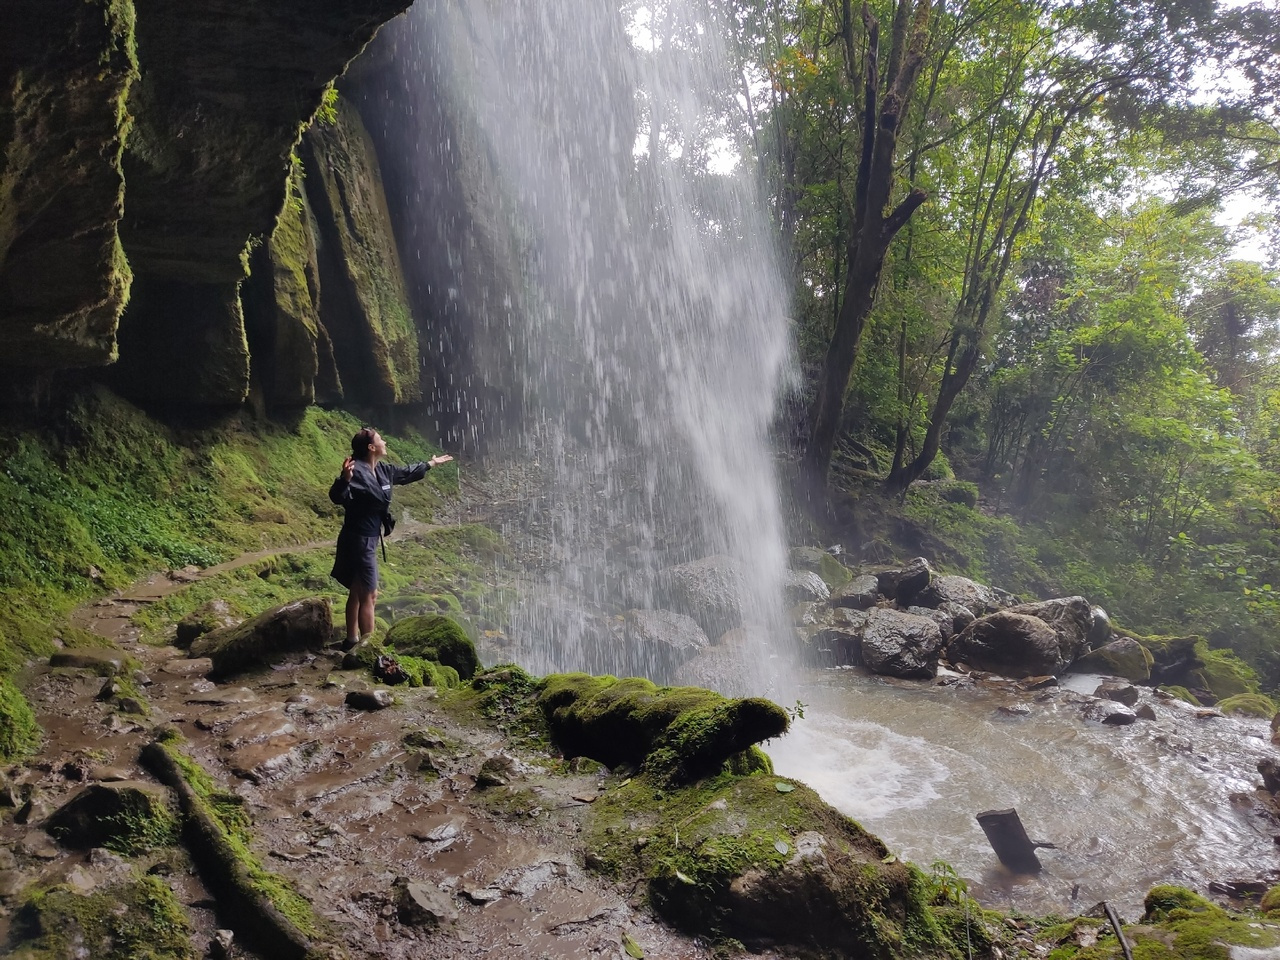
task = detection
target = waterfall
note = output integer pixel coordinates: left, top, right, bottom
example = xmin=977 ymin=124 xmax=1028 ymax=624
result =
xmin=361 ymin=0 xmax=795 ymax=692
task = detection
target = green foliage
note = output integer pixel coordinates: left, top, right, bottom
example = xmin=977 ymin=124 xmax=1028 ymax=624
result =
xmin=0 ymin=675 xmax=40 ymax=761
xmin=11 ymin=876 xmax=195 ymax=960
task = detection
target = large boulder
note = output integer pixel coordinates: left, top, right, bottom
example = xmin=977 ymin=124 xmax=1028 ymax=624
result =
xmin=829 ymin=574 xmax=881 ymax=611
xmin=1007 ymin=597 xmax=1094 ymax=663
xmin=619 ymin=609 xmax=710 ymax=670
xmin=537 ymin=674 xmax=786 ymax=785
xmin=860 ymin=609 xmax=944 ymax=680
xmin=947 ymin=611 xmax=1069 ymax=678
xmin=785 ymin=570 xmax=830 ymax=603
xmin=801 ymin=608 xmax=870 ymax=666
xmin=875 ymin=557 xmax=933 ymax=605
xmin=1071 ymin=638 xmax=1153 ymax=683
xmin=905 ymin=603 xmax=973 ymax=641
xmin=190 ymin=598 xmax=332 ymax=677
xmin=661 ymin=555 xmax=749 ymax=641
xmin=913 ymin=574 xmax=1014 ymax=618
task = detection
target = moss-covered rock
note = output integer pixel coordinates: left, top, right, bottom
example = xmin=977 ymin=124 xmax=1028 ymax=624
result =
xmin=538 ymin=673 xmax=787 ymax=784
xmin=1219 ymin=692 xmax=1276 ymax=718
xmin=190 ymin=597 xmax=331 ymax=677
xmin=45 ymin=781 xmax=178 ymax=855
xmin=141 ymin=730 xmax=321 ymax=955
xmin=586 ymin=773 xmax=952 ymax=957
xmin=302 ymin=97 xmax=420 ymax=406
xmin=1192 ymin=646 xmax=1258 ymax=700
xmin=385 ymin=614 xmax=479 ymax=680
xmin=0 ymin=676 xmax=40 ymax=761
xmin=1161 ymin=685 xmax=1202 ymax=705
xmin=8 ymin=876 xmax=195 ymax=960
xmin=1071 ymin=637 xmax=1154 ymax=683
xmin=241 ymin=161 xmax=336 ymax=409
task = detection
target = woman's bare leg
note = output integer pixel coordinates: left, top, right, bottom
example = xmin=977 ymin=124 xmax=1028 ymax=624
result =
xmin=344 ymin=589 xmax=361 ymax=644
xmin=358 ymin=588 xmax=378 ymax=638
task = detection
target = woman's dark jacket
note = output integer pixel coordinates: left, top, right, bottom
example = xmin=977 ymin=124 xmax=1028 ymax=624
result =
xmin=329 ymin=460 xmax=430 ymax=537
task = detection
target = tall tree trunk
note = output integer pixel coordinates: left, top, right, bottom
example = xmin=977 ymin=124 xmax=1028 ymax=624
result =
xmin=802 ymin=0 xmax=932 ymax=492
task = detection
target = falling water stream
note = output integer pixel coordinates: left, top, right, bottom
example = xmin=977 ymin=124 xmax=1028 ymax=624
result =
xmin=360 ymin=0 xmax=1279 ymax=919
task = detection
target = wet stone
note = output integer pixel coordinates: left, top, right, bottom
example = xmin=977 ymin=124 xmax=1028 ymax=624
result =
xmin=161 ymin=658 xmax=214 ymax=677
xmin=227 ymin=736 xmax=308 ymax=784
xmin=89 ymin=765 xmax=132 ymax=782
xmin=346 ymin=689 xmax=393 ymax=711
xmin=188 ymin=686 xmax=258 ymax=706
xmin=1135 ymin=703 xmax=1158 ymax=721
xmin=0 ymin=870 xmax=25 ymax=899
xmin=49 ymin=650 xmax=124 ymax=675
xmin=220 ymin=706 xmax=296 ymax=746
xmin=396 ymin=878 xmax=459 ymax=926
xmin=1095 ymin=681 xmax=1139 ymax=706
xmin=18 ymin=834 xmax=60 ymax=860
xmin=475 ymin=755 xmax=517 ymax=788
xmin=461 ymin=886 xmax=503 ymax=904
xmin=116 ymin=696 xmax=148 ymax=715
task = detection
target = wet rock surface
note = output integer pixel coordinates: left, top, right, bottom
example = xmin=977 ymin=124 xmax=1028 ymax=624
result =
xmin=2 ymin=566 xmax=766 ymax=959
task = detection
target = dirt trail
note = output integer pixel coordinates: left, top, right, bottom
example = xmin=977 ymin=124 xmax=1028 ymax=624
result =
xmin=2 ymin=542 xmax=751 ymax=960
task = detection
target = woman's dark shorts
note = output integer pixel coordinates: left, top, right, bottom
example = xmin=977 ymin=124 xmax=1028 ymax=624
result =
xmin=331 ymin=533 xmax=379 ymax=591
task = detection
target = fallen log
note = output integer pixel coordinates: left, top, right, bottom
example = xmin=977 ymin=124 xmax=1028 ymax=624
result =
xmin=976 ymin=808 xmax=1055 ymax=873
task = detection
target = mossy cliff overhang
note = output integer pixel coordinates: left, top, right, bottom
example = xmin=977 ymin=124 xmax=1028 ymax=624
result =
xmin=0 ymin=0 xmax=136 ymax=371
xmin=1 ymin=0 xmax=412 ymax=375
xmin=119 ymin=0 xmax=414 ymax=285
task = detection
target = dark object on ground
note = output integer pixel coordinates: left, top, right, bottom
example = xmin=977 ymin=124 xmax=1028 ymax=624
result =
xmin=976 ymin=807 xmax=1054 ymax=873
xmin=190 ymin=598 xmax=332 ymax=677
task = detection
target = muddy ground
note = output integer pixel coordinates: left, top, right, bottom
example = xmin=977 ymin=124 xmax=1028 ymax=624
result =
xmin=0 ymin=555 xmax=788 ymax=960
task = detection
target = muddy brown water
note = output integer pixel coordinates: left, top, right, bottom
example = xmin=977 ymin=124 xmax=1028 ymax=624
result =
xmin=3 ymin=545 xmax=756 ymax=960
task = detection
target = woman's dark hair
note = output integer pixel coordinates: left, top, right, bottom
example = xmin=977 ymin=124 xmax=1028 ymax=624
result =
xmin=351 ymin=427 xmax=377 ymax=460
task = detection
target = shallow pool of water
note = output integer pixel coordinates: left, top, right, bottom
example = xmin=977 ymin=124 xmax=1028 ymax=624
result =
xmin=765 ymin=668 xmax=1277 ymax=917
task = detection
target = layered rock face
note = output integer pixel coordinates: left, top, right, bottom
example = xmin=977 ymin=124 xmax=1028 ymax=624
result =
xmin=3 ymin=0 xmax=413 ymax=406
xmin=0 ymin=0 xmax=136 ymax=370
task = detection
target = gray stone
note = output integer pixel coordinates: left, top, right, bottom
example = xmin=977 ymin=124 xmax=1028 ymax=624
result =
xmin=914 ymin=574 xmax=1013 ymax=617
xmin=345 ymin=689 xmax=393 ymax=711
xmin=661 ymin=555 xmax=749 ymax=640
xmin=859 ymin=608 xmax=944 ymax=680
xmin=785 ymin=570 xmax=830 ymax=603
xmin=1259 ymin=757 xmax=1280 ymax=794
xmin=875 ymin=557 xmax=934 ymax=605
xmin=190 ymin=598 xmax=332 ymax=677
xmin=396 ymin=878 xmax=459 ymax=926
xmin=45 ymin=782 xmax=173 ymax=850
xmin=947 ymin=611 xmax=1066 ymax=679
xmin=829 ymin=574 xmax=882 ymax=611
xmin=161 ymin=658 xmax=214 ymax=677
xmin=1135 ymin=703 xmax=1158 ymax=721
xmin=1095 ymin=681 xmax=1139 ymax=706
xmin=1007 ymin=597 xmax=1093 ymax=664
xmin=1072 ymin=638 xmax=1153 ymax=683
xmin=621 ymin=609 xmax=711 ymax=661
xmin=49 ymin=650 xmax=123 ymax=676
xmin=475 ymin=754 xmax=517 ymax=789
xmin=1084 ymin=701 xmax=1137 ymax=725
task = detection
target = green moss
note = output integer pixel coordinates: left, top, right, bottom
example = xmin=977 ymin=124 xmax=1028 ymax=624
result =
xmin=1192 ymin=645 xmax=1258 ymax=700
xmin=1262 ymin=884 xmax=1280 ymax=914
xmin=385 ymin=614 xmax=479 ymax=679
xmin=151 ymin=734 xmax=318 ymax=938
xmin=538 ymin=673 xmax=788 ymax=785
xmin=10 ymin=875 xmax=195 ymax=960
xmin=1161 ymin=685 xmax=1201 ymax=705
xmin=1218 ymin=692 xmax=1276 ymax=718
xmin=585 ymin=773 xmax=948 ymax=957
xmin=819 ymin=552 xmax=853 ymax=589
xmin=0 ymin=676 xmax=40 ymax=761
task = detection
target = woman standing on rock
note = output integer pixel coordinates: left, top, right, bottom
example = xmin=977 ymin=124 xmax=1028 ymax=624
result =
xmin=330 ymin=427 xmax=453 ymax=649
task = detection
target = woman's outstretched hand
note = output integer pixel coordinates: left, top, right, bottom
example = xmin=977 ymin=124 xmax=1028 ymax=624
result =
xmin=429 ymin=454 xmax=454 ymax=467
xmin=341 ymin=456 xmax=355 ymax=482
